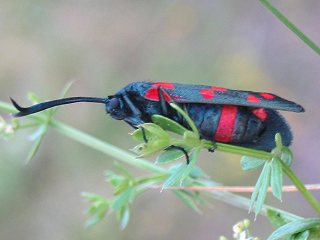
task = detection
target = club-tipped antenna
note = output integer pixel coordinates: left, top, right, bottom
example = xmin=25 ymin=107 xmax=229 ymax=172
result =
xmin=10 ymin=97 xmax=106 ymax=117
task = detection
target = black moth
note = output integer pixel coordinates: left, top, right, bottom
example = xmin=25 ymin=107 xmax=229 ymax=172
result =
xmin=11 ymin=81 xmax=304 ymax=156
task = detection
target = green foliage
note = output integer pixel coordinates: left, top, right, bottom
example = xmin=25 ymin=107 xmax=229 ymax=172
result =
xmin=1 ymin=83 xmax=320 ymax=237
xmin=267 ymin=218 xmax=320 ymax=240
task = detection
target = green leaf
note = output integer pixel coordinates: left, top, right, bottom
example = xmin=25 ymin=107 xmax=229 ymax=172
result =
xmin=275 ymin=133 xmax=283 ymax=150
xmin=183 ymin=130 xmax=200 ymax=146
xmin=162 ymin=164 xmax=186 ymax=189
xmin=250 ymin=161 xmax=271 ymax=216
xmin=118 ymin=206 xmax=130 ymax=230
xmin=162 ymin=148 xmax=200 ymax=189
xmin=267 ymin=209 xmax=289 ymax=229
xmin=281 ymin=147 xmax=293 ymax=167
xmin=271 ymin=157 xmax=283 ymax=201
xmin=25 ymin=125 xmax=47 ymax=164
xmin=111 ymin=189 xmax=135 ymax=211
xmin=292 ymin=231 xmax=309 ymax=240
xmin=169 ymin=103 xmax=199 ymax=136
xmin=131 ymin=123 xmax=172 ymax=157
xmin=255 ymin=162 xmax=271 ymax=216
xmin=240 ymin=156 xmax=265 ymax=170
xmin=189 ymin=165 xmax=206 ymax=179
xmin=131 ymin=128 xmax=153 ymax=142
xmin=82 ymin=192 xmax=110 ymax=227
xmin=174 ymin=190 xmax=202 ymax=213
xmin=156 ymin=148 xmax=186 ymax=164
xmin=151 ymin=114 xmax=187 ymax=135
xmin=138 ymin=123 xmax=169 ymax=138
xmin=267 ymin=218 xmax=320 ymax=240
xmin=105 ymin=170 xmax=126 ymax=188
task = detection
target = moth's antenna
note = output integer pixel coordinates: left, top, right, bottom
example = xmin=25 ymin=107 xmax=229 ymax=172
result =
xmin=10 ymin=97 xmax=106 ymax=117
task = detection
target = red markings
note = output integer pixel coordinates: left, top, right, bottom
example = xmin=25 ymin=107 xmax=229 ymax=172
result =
xmin=260 ymin=92 xmax=275 ymax=100
xmin=214 ymin=105 xmax=237 ymax=142
xmin=144 ymin=82 xmax=175 ymax=101
xmin=144 ymin=88 xmax=172 ymax=101
xmin=246 ymin=95 xmax=261 ymax=103
xmin=252 ymin=108 xmax=268 ymax=121
xmin=211 ymin=86 xmax=227 ymax=92
xmin=153 ymin=82 xmax=174 ymax=89
xmin=199 ymin=89 xmax=215 ymax=99
xmin=199 ymin=86 xmax=227 ymax=100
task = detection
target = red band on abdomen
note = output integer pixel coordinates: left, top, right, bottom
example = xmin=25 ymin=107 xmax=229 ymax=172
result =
xmin=214 ymin=105 xmax=238 ymax=142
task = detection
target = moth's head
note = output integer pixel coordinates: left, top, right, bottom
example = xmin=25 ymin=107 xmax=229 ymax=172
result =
xmin=105 ymin=96 xmax=127 ymax=120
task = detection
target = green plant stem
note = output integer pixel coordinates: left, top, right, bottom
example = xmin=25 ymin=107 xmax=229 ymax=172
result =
xmin=47 ymin=119 xmax=303 ymax=221
xmin=216 ymin=142 xmax=271 ymax=160
xmin=50 ymin=119 xmax=167 ymax=174
xmin=280 ymin=161 xmax=320 ymax=215
xmin=0 ymin=100 xmax=311 ymax=221
xmin=260 ymin=0 xmax=320 ymax=55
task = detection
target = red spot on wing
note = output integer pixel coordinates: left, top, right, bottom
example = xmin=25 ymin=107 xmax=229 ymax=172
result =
xmin=252 ymin=108 xmax=268 ymax=121
xmin=199 ymin=89 xmax=214 ymax=99
xmin=211 ymin=86 xmax=227 ymax=92
xmin=260 ymin=92 xmax=275 ymax=100
xmin=153 ymin=82 xmax=174 ymax=89
xmin=246 ymin=95 xmax=261 ymax=103
xmin=144 ymin=88 xmax=159 ymax=100
xmin=214 ymin=105 xmax=237 ymax=142
xmin=144 ymin=83 xmax=175 ymax=101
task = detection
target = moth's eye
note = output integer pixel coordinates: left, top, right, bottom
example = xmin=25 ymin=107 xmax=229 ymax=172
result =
xmin=109 ymin=98 xmax=120 ymax=110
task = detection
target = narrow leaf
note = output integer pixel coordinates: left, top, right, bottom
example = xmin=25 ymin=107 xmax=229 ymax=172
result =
xmin=267 ymin=208 xmax=289 ymax=229
xmin=174 ymin=190 xmax=202 ymax=213
xmin=111 ymin=189 xmax=135 ymax=211
xmin=131 ymin=128 xmax=153 ymax=142
xmin=119 ymin=207 xmax=130 ymax=230
xmin=241 ymin=156 xmax=265 ymax=170
xmin=169 ymin=103 xmax=199 ymax=136
xmin=281 ymin=147 xmax=293 ymax=166
xmin=138 ymin=123 xmax=168 ymax=138
xmin=162 ymin=149 xmax=199 ymax=190
xmin=250 ymin=161 xmax=271 ymax=215
xmin=151 ymin=115 xmax=187 ymax=135
xmin=275 ymin=133 xmax=283 ymax=150
xmin=271 ymin=157 xmax=283 ymax=201
xmin=267 ymin=218 xmax=320 ymax=240
xmin=25 ymin=130 xmax=46 ymax=164
xmin=162 ymin=164 xmax=186 ymax=189
xmin=156 ymin=148 xmax=186 ymax=164
xmin=255 ymin=161 xmax=271 ymax=216
xmin=292 ymin=231 xmax=309 ymax=240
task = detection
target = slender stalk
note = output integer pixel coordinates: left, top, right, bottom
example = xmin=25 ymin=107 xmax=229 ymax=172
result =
xmin=260 ymin=0 xmax=320 ymax=55
xmin=216 ymin=142 xmax=271 ymax=160
xmin=281 ymin=161 xmax=320 ymax=215
xmin=50 ymin=119 xmax=167 ymax=174
xmin=0 ymin=100 xmax=315 ymax=220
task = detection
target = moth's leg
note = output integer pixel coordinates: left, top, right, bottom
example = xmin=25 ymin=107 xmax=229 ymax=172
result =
xmin=121 ymin=93 xmax=149 ymax=143
xmin=165 ymin=145 xmax=190 ymax=164
xmin=141 ymin=127 xmax=148 ymax=143
xmin=157 ymin=86 xmax=171 ymax=116
xmin=157 ymin=87 xmax=191 ymax=164
xmin=122 ymin=93 xmax=142 ymax=118
xmin=157 ymin=86 xmax=184 ymax=121
xmin=208 ymin=145 xmax=216 ymax=153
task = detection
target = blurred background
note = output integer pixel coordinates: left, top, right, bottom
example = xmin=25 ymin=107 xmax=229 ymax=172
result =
xmin=0 ymin=1 xmax=319 ymax=239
